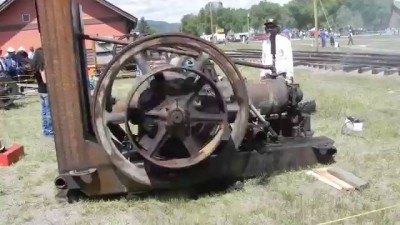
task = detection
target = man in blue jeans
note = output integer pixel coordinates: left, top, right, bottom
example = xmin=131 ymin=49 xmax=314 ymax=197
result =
xmin=32 ymin=47 xmax=54 ymax=137
xmin=39 ymin=88 xmax=53 ymax=137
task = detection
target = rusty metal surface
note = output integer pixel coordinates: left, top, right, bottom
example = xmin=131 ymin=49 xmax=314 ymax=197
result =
xmin=123 ymin=66 xmax=228 ymax=169
xmin=92 ymin=33 xmax=250 ymax=185
xmin=84 ymin=34 xmax=131 ymax=46
xmin=247 ymin=78 xmax=290 ymax=115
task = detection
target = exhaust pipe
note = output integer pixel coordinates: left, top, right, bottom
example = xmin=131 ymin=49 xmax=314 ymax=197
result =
xmin=54 ymin=176 xmax=67 ymax=189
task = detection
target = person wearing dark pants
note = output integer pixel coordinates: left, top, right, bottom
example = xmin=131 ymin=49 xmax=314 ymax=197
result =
xmin=320 ymin=30 xmax=327 ymax=48
xmin=32 ymin=47 xmax=54 ymax=137
xmin=348 ymin=29 xmax=354 ymax=45
xmin=329 ymin=29 xmax=335 ymax=47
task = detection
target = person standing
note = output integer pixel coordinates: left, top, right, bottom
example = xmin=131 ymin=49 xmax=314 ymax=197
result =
xmin=32 ymin=47 xmax=54 ymax=137
xmin=329 ymin=29 xmax=335 ymax=47
xmin=0 ymin=49 xmax=6 ymax=75
xmin=4 ymin=47 xmax=19 ymax=78
xmin=259 ymin=18 xmax=294 ymax=84
xmin=28 ymin=47 xmax=35 ymax=59
xmin=320 ymin=30 xmax=327 ymax=48
xmin=15 ymin=47 xmax=30 ymax=76
xmin=348 ymin=29 xmax=354 ymax=45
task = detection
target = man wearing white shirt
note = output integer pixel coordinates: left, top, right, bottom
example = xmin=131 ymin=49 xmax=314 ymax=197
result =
xmin=259 ymin=18 xmax=294 ymax=84
xmin=28 ymin=47 xmax=35 ymax=59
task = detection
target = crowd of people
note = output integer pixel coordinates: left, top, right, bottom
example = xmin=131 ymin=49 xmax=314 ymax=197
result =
xmin=319 ymin=28 xmax=356 ymax=48
xmin=1 ymin=44 xmax=106 ymax=138
xmin=0 ymin=46 xmax=35 ymax=79
xmin=1 ymin=46 xmax=53 ymax=137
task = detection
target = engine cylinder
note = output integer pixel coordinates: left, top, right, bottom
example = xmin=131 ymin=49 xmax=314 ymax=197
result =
xmin=246 ymin=77 xmax=289 ymax=115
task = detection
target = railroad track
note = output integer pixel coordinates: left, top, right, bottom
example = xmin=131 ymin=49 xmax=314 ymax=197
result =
xmin=3 ymin=49 xmax=399 ymax=95
xmin=225 ymin=49 xmax=400 ymax=75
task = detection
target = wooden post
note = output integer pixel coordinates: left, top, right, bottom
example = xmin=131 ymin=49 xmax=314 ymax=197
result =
xmin=247 ymin=13 xmax=250 ymax=38
xmin=35 ymin=0 xmax=94 ymax=172
xmin=314 ymin=0 xmax=319 ymax=52
xmin=210 ymin=4 xmax=214 ymax=36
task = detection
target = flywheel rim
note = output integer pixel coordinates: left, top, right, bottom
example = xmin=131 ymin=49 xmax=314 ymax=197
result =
xmin=92 ymin=33 xmax=249 ymax=186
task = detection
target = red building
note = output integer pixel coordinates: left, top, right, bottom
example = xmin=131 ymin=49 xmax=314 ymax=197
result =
xmin=0 ymin=0 xmax=137 ymax=53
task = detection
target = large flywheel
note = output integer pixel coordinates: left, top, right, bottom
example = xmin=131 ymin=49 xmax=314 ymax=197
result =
xmin=92 ymin=33 xmax=249 ymax=185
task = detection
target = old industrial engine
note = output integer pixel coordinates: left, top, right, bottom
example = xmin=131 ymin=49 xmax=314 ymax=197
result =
xmin=53 ymin=32 xmax=336 ymax=202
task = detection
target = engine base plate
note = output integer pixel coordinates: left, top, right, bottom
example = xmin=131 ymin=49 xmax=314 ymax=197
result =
xmin=55 ymin=135 xmax=336 ymax=202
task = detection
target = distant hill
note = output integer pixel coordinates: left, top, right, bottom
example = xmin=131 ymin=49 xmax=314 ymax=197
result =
xmin=147 ymin=20 xmax=181 ymax=33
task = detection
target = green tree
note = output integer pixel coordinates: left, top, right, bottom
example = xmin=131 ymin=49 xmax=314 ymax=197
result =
xmin=231 ymin=9 xmax=249 ymax=32
xmin=346 ymin=0 xmax=392 ymax=29
xmin=249 ymin=1 xmax=283 ymax=30
xmin=138 ymin=17 xmax=150 ymax=33
xmin=148 ymin=27 xmax=158 ymax=34
xmin=181 ymin=14 xmax=200 ymax=35
xmin=179 ymin=0 xmax=393 ymax=34
xmin=286 ymin=0 xmax=315 ymax=29
xmin=335 ymin=5 xmax=353 ymax=28
xmin=280 ymin=5 xmax=297 ymax=28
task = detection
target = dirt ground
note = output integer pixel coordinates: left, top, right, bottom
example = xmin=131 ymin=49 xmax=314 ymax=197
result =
xmin=1 ymin=67 xmax=400 ymax=225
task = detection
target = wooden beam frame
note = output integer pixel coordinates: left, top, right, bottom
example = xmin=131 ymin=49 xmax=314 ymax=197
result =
xmin=35 ymin=0 xmax=129 ymax=199
xmin=35 ymin=0 xmax=93 ymax=172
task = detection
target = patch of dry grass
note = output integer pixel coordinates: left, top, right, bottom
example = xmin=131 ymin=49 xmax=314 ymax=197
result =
xmin=1 ymin=68 xmax=400 ymax=225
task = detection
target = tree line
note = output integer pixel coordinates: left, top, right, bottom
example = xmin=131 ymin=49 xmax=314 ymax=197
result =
xmin=180 ymin=0 xmax=394 ymax=36
xmin=136 ymin=17 xmax=159 ymax=34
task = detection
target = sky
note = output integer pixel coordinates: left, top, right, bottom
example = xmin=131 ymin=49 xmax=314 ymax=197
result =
xmin=107 ymin=0 xmax=290 ymax=23
xmin=0 ymin=0 xmax=290 ymax=23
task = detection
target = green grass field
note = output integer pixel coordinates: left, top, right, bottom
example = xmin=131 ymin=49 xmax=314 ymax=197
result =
xmin=1 ymin=67 xmax=400 ymax=225
xmin=219 ymin=35 xmax=400 ymax=54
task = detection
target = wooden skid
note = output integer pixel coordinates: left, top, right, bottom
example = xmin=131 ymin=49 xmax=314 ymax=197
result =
xmin=306 ymin=167 xmax=368 ymax=191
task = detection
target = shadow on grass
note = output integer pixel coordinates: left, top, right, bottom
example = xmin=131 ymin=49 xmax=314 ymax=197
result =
xmin=53 ymin=143 xmax=337 ymax=204
xmin=57 ymin=157 xmax=336 ymax=205
xmin=0 ymin=102 xmax=27 ymax=110
xmin=55 ymin=178 xmax=250 ymax=204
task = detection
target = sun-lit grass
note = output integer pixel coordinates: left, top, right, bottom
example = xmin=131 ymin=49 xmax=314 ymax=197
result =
xmin=219 ymin=35 xmax=400 ymax=54
xmin=1 ymin=67 xmax=400 ymax=224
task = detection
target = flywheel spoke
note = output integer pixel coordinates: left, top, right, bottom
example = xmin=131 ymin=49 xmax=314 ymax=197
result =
xmin=182 ymin=136 xmax=201 ymax=157
xmin=133 ymin=52 xmax=151 ymax=74
xmin=193 ymin=53 xmax=210 ymax=70
xmin=190 ymin=109 xmax=225 ymax=123
xmin=139 ymin=124 xmax=169 ymax=157
xmin=180 ymin=77 xmax=206 ymax=104
xmin=105 ymin=112 xmax=125 ymax=124
xmin=144 ymin=109 xmax=167 ymax=120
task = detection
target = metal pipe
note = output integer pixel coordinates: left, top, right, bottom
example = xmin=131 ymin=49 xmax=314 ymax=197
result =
xmin=54 ymin=176 xmax=67 ymax=189
xmin=154 ymin=47 xmax=198 ymax=57
xmin=233 ymin=59 xmax=276 ymax=71
xmin=83 ymin=34 xmax=200 ymax=58
xmin=249 ymin=103 xmax=278 ymax=138
xmin=82 ymin=34 xmax=130 ymax=45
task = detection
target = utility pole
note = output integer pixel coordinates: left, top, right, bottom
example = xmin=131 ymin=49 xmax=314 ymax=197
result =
xmin=314 ymin=0 xmax=319 ymax=52
xmin=209 ymin=4 xmax=213 ymax=35
xmin=247 ymin=13 xmax=250 ymax=36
